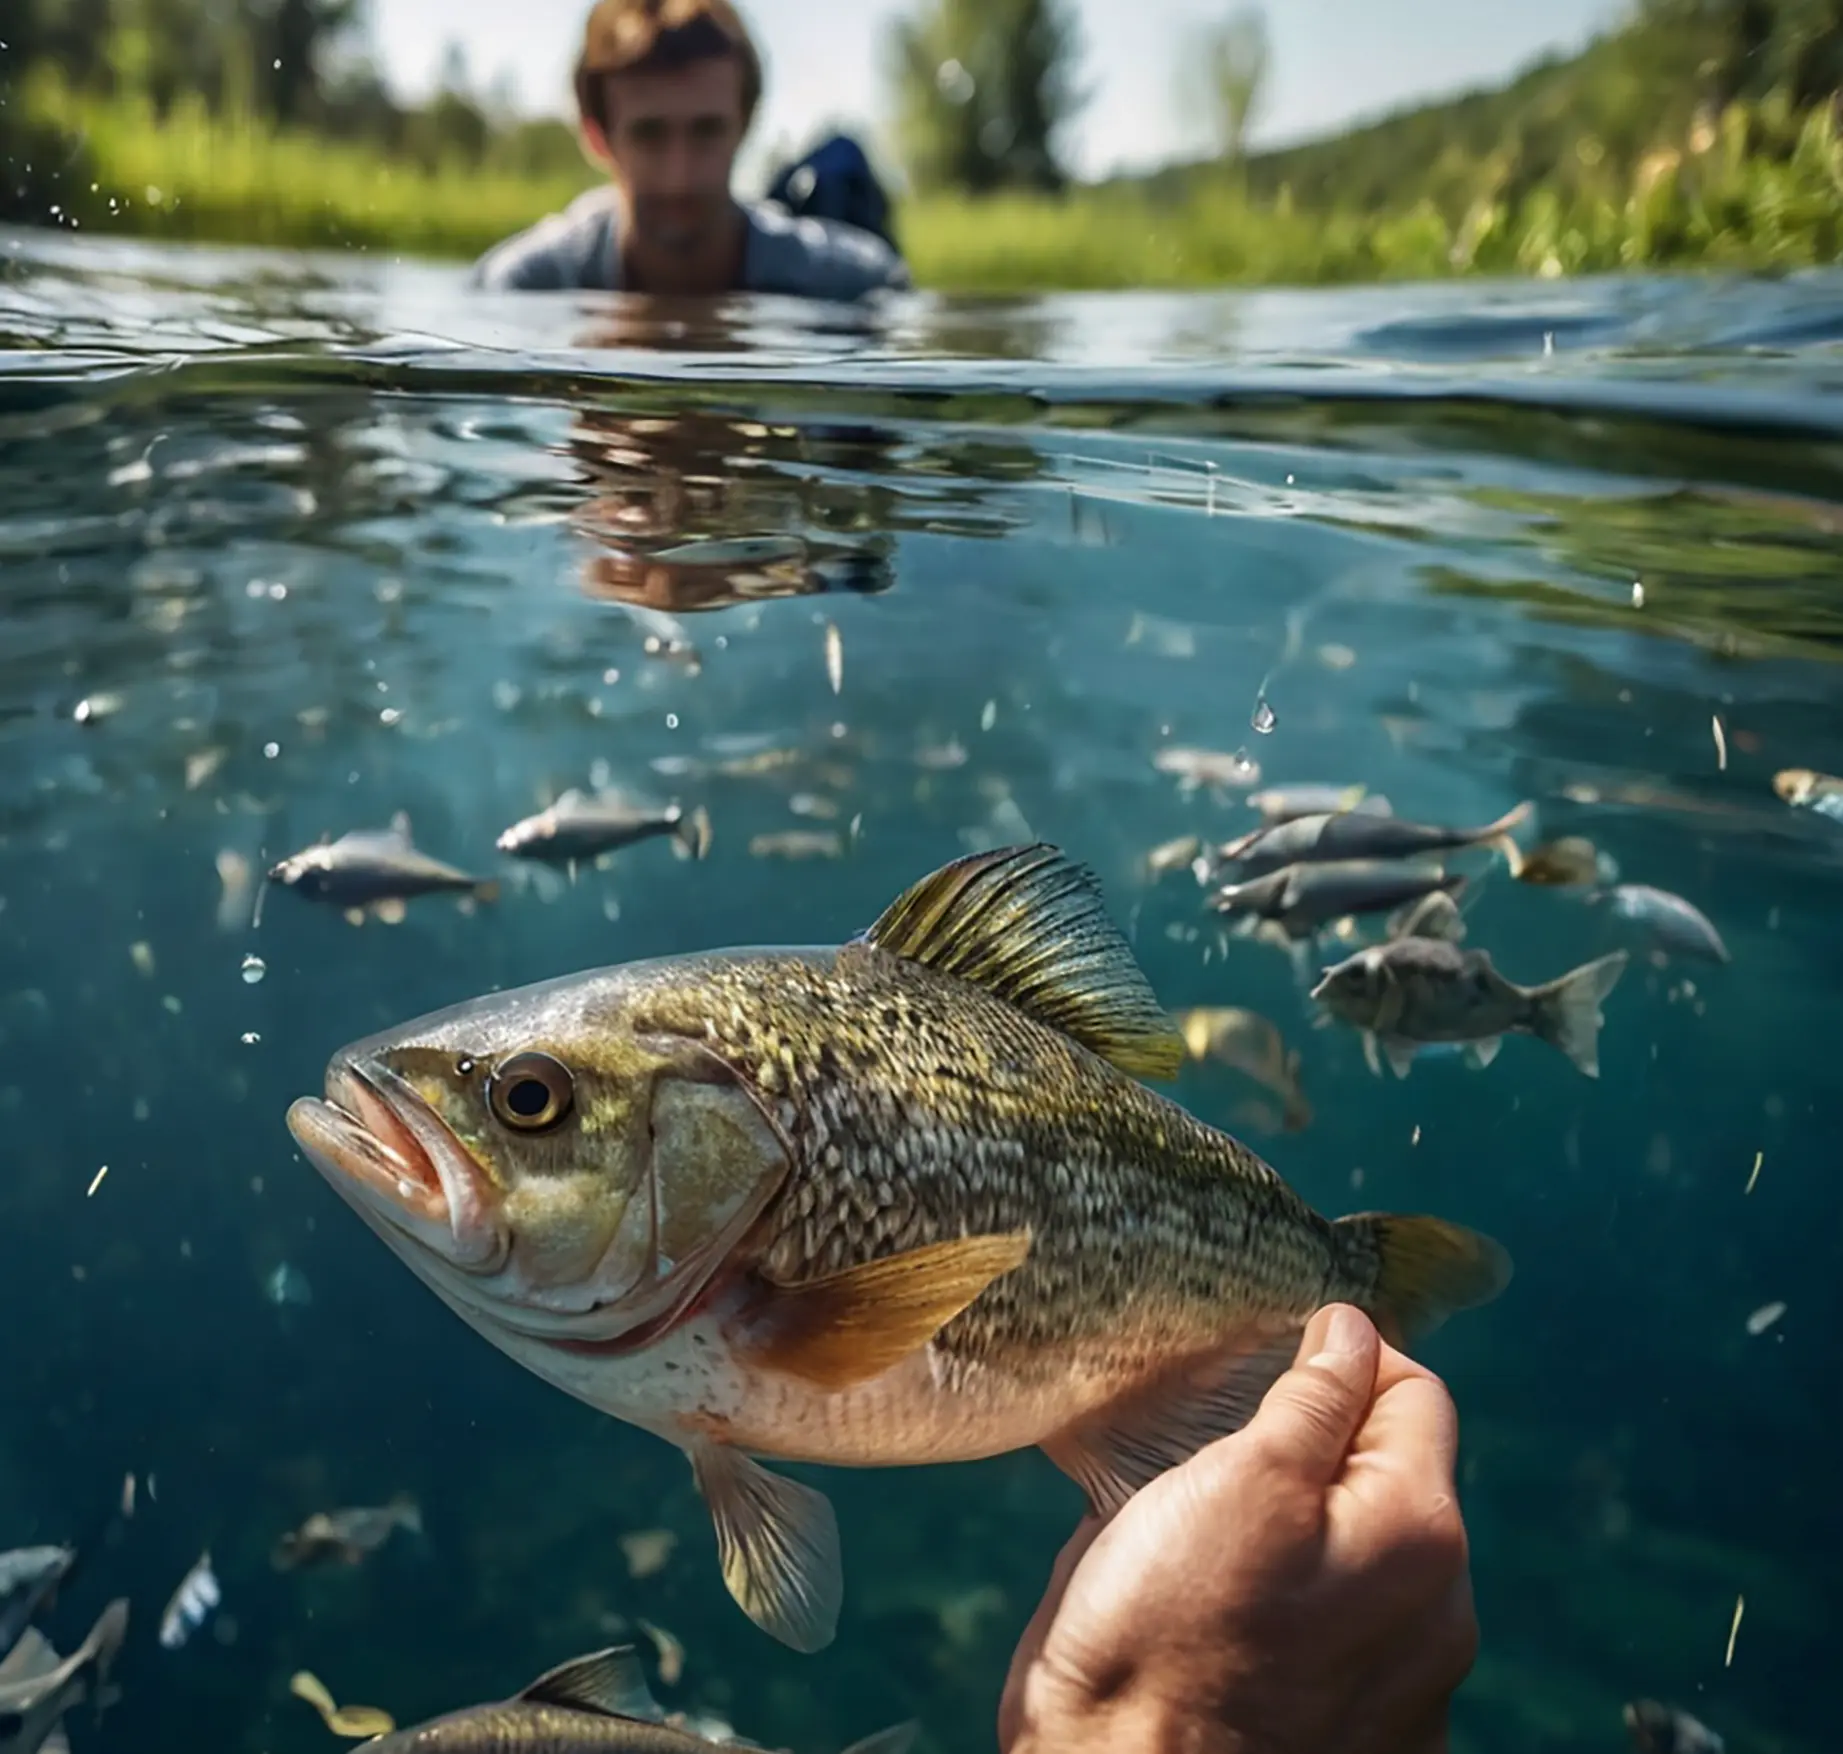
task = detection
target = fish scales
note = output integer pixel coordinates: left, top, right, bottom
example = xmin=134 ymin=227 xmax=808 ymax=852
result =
xmin=628 ymin=947 xmax=1362 ymax=1383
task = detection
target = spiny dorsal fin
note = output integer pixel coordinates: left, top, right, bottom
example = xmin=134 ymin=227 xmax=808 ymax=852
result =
xmin=517 ymin=1646 xmax=662 ymax=1721
xmin=858 ymin=844 xmax=1184 ymax=1080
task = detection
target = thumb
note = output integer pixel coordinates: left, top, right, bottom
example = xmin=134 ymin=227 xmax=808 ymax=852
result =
xmin=1243 ymin=1303 xmax=1380 ymax=1485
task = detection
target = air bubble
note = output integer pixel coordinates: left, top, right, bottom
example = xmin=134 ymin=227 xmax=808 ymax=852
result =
xmin=240 ymin=954 xmax=266 ymax=985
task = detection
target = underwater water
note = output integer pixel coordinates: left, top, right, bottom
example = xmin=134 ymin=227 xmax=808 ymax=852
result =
xmin=3 ymin=228 xmax=1842 ymax=1754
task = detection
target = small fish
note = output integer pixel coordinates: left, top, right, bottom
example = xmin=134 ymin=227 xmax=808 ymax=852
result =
xmin=289 ymin=842 xmax=1510 ymax=1653
xmin=498 ymin=792 xmax=712 ymax=865
xmin=1151 ymin=746 xmax=1261 ymax=793
xmin=1172 ymin=1008 xmax=1311 ymax=1131
xmin=1508 ymin=835 xmax=1604 ymax=887
xmin=269 ymin=815 xmax=497 ymax=913
xmin=1387 ymin=890 xmax=1466 ymax=944
xmin=1144 ymin=834 xmax=1202 ymax=880
xmin=158 ymin=1551 xmax=220 ymax=1649
xmin=0 ymin=1551 xmax=73 ymax=1664
xmin=1591 ymin=884 xmax=1729 ymax=964
xmin=1623 ymin=1699 xmax=1724 ymax=1754
xmin=749 ymin=831 xmax=843 ymax=861
xmin=1311 ymin=937 xmax=1628 ymax=1079
xmin=1217 ymin=802 xmax=1531 ymax=880
xmin=273 ymin=1494 xmax=422 ymax=1570
xmin=352 ymin=1643 xmax=914 ymax=1752
xmin=1211 ymin=860 xmax=1466 ymax=940
xmin=1772 ymin=767 xmax=1843 ymax=822
xmin=0 ymin=1599 xmax=128 ymax=1754
xmin=1246 ymin=784 xmax=1384 ymax=826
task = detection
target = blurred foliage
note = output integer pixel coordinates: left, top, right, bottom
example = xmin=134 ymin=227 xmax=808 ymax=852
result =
xmin=1179 ymin=6 xmax=1270 ymax=167
xmin=885 ymin=0 xmax=1085 ymax=193
xmin=0 ymin=0 xmax=1837 ymax=284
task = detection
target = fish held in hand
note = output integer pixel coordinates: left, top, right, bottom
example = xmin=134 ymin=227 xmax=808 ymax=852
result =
xmin=1312 ymin=936 xmax=1628 ymax=1079
xmin=1212 ymin=859 xmax=1466 ymax=939
xmin=1217 ymin=800 xmax=1531 ymax=879
xmin=497 ymin=792 xmax=712 ymax=865
xmin=269 ymin=815 xmax=498 ymax=913
xmin=0 ymin=1599 xmax=128 ymax=1754
xmin=353 ymin=1643 xmax=916 ymax=1751
xmin=288 ymin=843 xmax=1511 ymax=1654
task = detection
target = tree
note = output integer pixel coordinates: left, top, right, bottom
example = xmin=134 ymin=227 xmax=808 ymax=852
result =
xmin=886 ymin=0 xmax=1085 ymax=194
xmin=1181 ymin=5 xmax=1270 ymax=165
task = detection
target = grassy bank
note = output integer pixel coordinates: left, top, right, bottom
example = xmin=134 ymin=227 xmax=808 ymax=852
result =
xmin=13 ymin=72 xmax=1842 ymax=288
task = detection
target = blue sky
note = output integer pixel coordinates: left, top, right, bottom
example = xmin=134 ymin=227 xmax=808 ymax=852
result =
xmin=368 ymin=0 xmax=1624 ymax=183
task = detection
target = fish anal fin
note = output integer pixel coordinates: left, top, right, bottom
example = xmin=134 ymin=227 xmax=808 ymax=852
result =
xmin=690 ymin=1443 xmax=842 ymax=1654
xmin=856 ymin=844 xmax=1185 ymax=1079
xmin=1463 ymin=1035 xmax=1502 ymax=1069
xmin=1043 ymin=1331 xmax=1302 ymax=1518
xmin=1382 ymin=1037 xmax=1417 ymax=1079
xmin=518 ymin=1645 xmax=662 ymax=1721
xmin=739 ymin=1232 xmax=1031 ymax=1391
xmin=1360 ymin=1031 xmax=1383 ymax=1078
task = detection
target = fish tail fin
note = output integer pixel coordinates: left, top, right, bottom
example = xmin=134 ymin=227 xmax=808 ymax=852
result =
xmin=674 ymin=805 xmax=713 ymax=861
xmin=79 ymin=1598 xmax=130 ymax=1690
xmin=1338 ymin=1213 xmax=1513 ymax=1347
xmin=1529 ymin=950 xmax=1628 ymax=1078
xmin=390 ymin=1493 xmax=424 ymax=1538
xmin=1478 ymin=800 xmax=1533 ymax=870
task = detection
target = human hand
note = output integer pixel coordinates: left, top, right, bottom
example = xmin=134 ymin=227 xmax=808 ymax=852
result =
xmin=999 ymin=1304 xmax=1478 ymax=1754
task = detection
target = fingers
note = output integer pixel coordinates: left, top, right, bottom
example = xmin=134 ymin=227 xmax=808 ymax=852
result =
xmin=998 ymin=1515 xmax=1103 ymax=1749
xmin=1239 ymin=1303 xmax=1381 ymax=1487
xmin=1359 ymin=1341 xmax=1460 ymax=1483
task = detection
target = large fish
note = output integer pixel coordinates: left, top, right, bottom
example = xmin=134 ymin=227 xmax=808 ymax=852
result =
xmin=353 ymin=1643 xmax=913 ymax=1752
xmin=1211 ymin=859 xmax=1466 ymax=939
xmin=0 ymin=1551 xmax=72 ymax=1666
xmin=288 ymin=844 xmax=1511 ymax=1653
xmin=0 ymin=1599 xmax=128 ymax=1754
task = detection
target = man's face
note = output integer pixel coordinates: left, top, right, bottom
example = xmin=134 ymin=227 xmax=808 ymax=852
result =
xmin=591 ymin=56 xmax=745 ymax=255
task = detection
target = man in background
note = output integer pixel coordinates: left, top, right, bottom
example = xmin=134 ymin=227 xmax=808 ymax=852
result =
xmin=473 ymin=0 xmax=908 ymax=299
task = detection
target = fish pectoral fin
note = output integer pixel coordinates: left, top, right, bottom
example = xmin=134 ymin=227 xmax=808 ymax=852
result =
xmin=1463 ymin=1036 xmax=1502 ymax=1069
xmin=854 ymin=844 xmax=1185 ymax=1080
xmin=386 ymin=810 xmax=412 ymax=840
xmin=370 ymin=898 xmax=408 ymax=925
xmin=690 ymin=1442 xmax=842 ymax=1654
xmin=1382 ymin=1037 xmax=1418 ymax=1079
xmin=739 ymin=1232 xmax=1032 ymax=1391
xmin=840 ymin=1725 xmax=922 ymax=1754
xmin=517 ymin=1645 xmax=662 ymax=1722
xmin=1043 ymin=1332 xmax=1303 ymax=1519
xmin=1360 ymin=1031 xmax=1384 ymax=1078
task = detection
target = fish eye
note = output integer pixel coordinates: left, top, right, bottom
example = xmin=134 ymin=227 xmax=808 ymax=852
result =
xmin=487 ymin=1051 xmax=575 ymax=1132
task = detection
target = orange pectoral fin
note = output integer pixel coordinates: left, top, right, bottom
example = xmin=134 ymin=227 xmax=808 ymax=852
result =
xmin=737 ymin=1230 xmax=1032 ymax=1392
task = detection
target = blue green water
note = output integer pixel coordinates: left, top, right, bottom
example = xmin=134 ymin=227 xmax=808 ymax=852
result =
xmin=3 ymin=230 xmax=1842 ymax=1753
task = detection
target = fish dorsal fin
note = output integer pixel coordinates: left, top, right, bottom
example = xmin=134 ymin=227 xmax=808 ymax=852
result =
xmin=386 ymin=811 xmax=412 ymax=842
xmin=517 ymin=1646 xmax=663 ymax=1722
xmin=858 ymin=844 xmax=1184 ymax=1080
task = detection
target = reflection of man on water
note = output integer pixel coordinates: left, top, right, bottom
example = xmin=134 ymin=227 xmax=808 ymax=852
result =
xmin=473 ymin=0 xmax=908 ymax=300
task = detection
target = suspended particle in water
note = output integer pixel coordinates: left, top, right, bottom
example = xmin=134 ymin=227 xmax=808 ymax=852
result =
xmin=980 ymin=699 xmax=997 ymax=731
xmin=665 ymin=713 xmax=679 ymax=730
xmin=1251 ymin=695 xmax=1277 ymax=735
xmin=824 ymin=620 xmax=844 ymax=695
xmin=262 ymin=740 xmax=280 ymax=759
xmin=240 ymin=953 xmax=266 ymax=985
xmin=1631 ymin=580 xmax=1645 ymax=608
xmin=241 ymin=1031 xmax=261 ymax=1045
xmin=1745 ymin=1300 xmax=1785 ymax=1336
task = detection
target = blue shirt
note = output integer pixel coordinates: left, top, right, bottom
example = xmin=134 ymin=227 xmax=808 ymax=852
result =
xmin=471 ymin=187 xmax=909 ymax=300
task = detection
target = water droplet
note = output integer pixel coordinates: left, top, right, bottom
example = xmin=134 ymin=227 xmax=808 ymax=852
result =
xmin=1251 ymin=695 xmax=1277 ymax=734
xmin=379 ymin=707 xmax=402 ymax=726
xmin=665 ymin=713 xmax=679 ymax=730
xmin=241 ymin=1031 xmax=261 ymax=1044
xmin=240 ymin=954 xmax=266 ymax=985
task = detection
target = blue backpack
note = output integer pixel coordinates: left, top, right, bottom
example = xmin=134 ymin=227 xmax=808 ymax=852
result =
xmin=765 ymin=133 xmax=898 ymax=251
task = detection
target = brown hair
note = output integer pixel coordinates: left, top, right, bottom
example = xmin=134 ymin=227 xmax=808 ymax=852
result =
xmin=574 ymin=0 xmax=763 ymax=133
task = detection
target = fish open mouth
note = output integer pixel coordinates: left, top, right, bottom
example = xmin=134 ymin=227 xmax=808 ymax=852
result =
xmin=287 ymin=1061 xmax=504 ymax=1270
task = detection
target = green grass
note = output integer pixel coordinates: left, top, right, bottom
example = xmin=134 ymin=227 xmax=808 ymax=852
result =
xmin=16 ymin=69 xmax=1843 ymax=287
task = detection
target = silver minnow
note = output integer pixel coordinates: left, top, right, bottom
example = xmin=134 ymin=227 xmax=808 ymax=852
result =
xmin=268 ymin=814 xmax=496 ymax=908
xmin=1219 ymin=801 xmax=1531 ymax=879
xmin=1211 ymin=860 xmax=1466 ymax=939
xmin=496 ymin=791 xmax=711 ymax=865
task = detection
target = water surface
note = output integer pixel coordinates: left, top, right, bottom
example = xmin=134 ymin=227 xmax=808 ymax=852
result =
xmin=3 ymin=230 xmax=1841 ymax=1754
